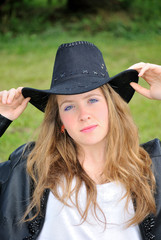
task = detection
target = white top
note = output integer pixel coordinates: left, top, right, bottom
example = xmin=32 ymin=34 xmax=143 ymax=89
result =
xmin=37 ymin=181 xmax=142 ymax=240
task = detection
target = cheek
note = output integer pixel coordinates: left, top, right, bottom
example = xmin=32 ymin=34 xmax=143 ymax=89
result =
xmin=60 ymin=113 xmax=75 ymax=131
xmin=97 ymin=104 xmax=109 ymax=123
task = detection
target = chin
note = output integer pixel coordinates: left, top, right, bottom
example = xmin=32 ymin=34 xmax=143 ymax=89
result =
xmin=79 ymin=137 xmax=106 ymax=147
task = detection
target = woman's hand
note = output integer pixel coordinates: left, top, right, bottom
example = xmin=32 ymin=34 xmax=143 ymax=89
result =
xmin=0 ymin=87 xmax=30 ymax=121
xmin=128 ymin=62 xmax=161 ymax=100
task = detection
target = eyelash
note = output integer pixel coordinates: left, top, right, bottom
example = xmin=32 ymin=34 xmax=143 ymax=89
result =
xmin=88 ymin=98 xmax=98 ymax=103
xmin=64 ymin=98 xmax=99 ymax=111
xmin=64 ymin=105 xmax=74 ymax=111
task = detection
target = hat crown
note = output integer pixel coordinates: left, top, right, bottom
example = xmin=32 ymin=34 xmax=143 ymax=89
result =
xmin=51 ymin=41 xmax=109 ymax=88
xmin=22 ymin=40 xmax=138 ymax=112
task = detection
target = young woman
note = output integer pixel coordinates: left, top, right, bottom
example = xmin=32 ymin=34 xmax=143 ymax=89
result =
xmin=0 ymin=41 xmax=161 ymax=240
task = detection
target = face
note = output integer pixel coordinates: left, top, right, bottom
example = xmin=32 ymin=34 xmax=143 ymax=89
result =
xmin=57 ymin=88 xmax=109 ymax=148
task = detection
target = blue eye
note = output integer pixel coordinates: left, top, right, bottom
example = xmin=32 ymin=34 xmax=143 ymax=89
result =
xmin=64 ymin=105 xmax=73 ymax=111
xmin=89 ymin=98 xmax=98 ymax=103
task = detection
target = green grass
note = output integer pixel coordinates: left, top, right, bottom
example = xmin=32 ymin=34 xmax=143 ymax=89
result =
xmin=0 ymin=28 xmax=161 ymax=162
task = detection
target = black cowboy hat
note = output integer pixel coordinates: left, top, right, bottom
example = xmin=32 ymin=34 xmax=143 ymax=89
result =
xmin=22 ymin=41 xmax=138 ymax=112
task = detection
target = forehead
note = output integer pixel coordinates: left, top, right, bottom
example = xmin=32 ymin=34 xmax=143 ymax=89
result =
xmin=57 ymin=88 xmax=103 ymax=104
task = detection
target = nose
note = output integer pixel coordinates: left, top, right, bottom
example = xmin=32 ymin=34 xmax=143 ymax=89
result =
xmin=79 ymin=107 xmax=91 ymax=122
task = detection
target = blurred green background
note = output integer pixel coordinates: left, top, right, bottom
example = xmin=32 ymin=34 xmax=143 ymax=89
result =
xmin=0 ymin=0 xmax=161 ymax=162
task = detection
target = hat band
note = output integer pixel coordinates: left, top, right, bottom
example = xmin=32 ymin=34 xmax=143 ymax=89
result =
xmin=53 ymin=70 xmax=108 ymax=82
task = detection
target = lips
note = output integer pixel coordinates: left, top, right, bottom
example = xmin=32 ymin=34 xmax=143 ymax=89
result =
xmin=80 ymin=125 xmax=97 ymax=133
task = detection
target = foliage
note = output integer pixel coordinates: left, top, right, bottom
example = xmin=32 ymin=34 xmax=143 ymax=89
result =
xmin=130 ymin=0 xmax=161 ymax=20
xmin=0 ymin=0 xmax=161 ymax=37
xmin=0 ymin=0 xmax=161 ymax=162
xmin=0 ymin=29 xmax=161 ymax=162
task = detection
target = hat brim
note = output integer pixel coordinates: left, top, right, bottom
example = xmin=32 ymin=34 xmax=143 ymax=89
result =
xmin=22 ymin=69 xmax=138 ymax=112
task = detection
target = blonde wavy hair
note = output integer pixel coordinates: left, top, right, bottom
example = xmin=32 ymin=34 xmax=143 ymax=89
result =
xmin=24 ymin=84 xmax=156 ymax=227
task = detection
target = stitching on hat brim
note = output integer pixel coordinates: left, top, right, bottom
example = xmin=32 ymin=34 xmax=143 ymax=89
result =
xmin=22 ymin=69 xmax=138 ymax=112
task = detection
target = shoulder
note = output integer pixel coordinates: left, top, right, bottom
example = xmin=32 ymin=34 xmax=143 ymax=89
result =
xmin=141 ymin=138 xmax=161 ymax=158
xmin=9 ymin=142 xmax=35 ymax=166
xmin=141 ymin=138 xmax=161 ymax=175
xmin=142 ymin=139 xmax=161 ymax=189
xmin=0 ymin=142 xmax=35 ymax=184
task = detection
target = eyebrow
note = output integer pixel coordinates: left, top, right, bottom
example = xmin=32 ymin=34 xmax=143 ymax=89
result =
xmin=59 ymin=93 xmax=102 ymax=108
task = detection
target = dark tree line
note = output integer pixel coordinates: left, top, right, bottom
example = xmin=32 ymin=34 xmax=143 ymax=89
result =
xmin=0 ymin=0 xmax=160 ymax=35
xmin=0 ymin=0 xmax=128 ymax=18
xmin=0 ymin=0 xmax=160 ymax=15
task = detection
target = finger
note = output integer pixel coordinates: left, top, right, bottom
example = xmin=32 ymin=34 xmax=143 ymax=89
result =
xmin=1 ymin=90 xmax=8 ymax=104
xmin=17 ymin=87 xmax=23 ymax=95
xmin=138 ymin=63 xmax=150 ymax=77
xmin=12 ymin=87 xmax=26 ymax=105
xmin=14 ymin=87 xmax=23 ymax=99
xmin=7 ymin=88 xmax=17 ymax=104
xmin=16 ymin=93 xmax=26 ymax=106
xmin=130 ymin=82 xmax=152 ymax=99
xmin=16 ymin=97 xmax=30 ymax=115
xmin=128 ymin=62 xmax=146 ymax=71
xmin=22 ymin=97 xmax=30 ymax=106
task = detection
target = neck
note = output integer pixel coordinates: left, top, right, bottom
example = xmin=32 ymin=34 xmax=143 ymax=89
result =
xmin=77 ymin=142 xmax=107 ymax=184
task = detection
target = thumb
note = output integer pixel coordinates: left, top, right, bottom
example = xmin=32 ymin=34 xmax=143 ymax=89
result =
xmin=16 ymin=97 xmax=31 ymax=115
xmin=130 ymin=82 xmax=152 ymax=99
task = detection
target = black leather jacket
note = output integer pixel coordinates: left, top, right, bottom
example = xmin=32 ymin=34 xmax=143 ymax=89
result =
xmin=0 ymin=114 xmax=161 ymax=240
